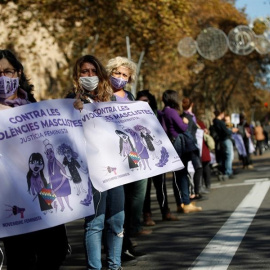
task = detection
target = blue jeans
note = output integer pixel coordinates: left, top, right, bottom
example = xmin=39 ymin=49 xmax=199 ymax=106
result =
xmin=84 ymin=185 xmax=125 ymax=270
xmin=221 ymin=139 xmax=233 ymax=176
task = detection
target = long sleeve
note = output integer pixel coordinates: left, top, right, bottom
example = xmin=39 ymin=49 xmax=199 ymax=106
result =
xmin=213 ymin=118 xmax=232 ymax=140
xmin=163 ymin=107 xmax=188 ymax=138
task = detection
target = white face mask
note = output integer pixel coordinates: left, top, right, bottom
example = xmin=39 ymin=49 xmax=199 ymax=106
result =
xmin=0 ymin=76 xmax=19 ymax=98
xmin=79 ymin=76 xmax=99 ymax=91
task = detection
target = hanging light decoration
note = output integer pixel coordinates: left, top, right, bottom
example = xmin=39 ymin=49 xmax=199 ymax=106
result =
xmin=227 ymin=25 xmax=256 ymax=55
xmin=177 ymin=37 xmax=197 ymax=57
xmin=196 ymin=27 xmax=228 ymax=61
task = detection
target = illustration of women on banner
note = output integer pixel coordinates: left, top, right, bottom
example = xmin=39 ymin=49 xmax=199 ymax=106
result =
xmin=115 ymin=130 xmax=140 ymax=169
xmin=124 ymin=127 xmax=151 ymax=170
xmin=134 ymin=124 xmax=160 ymax=160
xmin=43 ymin=139 xmax=73 ymax=212
xmin=27 ymin=152 xmax=54 ymax=214
xmin=57 ymin=143 xmax=88 ymax=196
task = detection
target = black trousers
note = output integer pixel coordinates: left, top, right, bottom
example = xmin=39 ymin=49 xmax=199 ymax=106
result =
xmin=143 ymin=174 xmax=170 ymax=217
xmin=2 ymin=224 xmax=69 ymax=270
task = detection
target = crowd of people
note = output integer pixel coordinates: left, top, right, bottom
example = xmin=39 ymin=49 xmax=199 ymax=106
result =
xmin=1 ymin=49 xmax=269 ymax=270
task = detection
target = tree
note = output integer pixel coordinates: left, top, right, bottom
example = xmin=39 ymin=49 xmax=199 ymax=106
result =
xmin=1 ymin=0 xmax=269 ymax=121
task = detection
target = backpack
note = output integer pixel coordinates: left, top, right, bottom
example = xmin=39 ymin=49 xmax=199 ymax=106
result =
xmin=203 ymin=133 xmax=215 ymax=151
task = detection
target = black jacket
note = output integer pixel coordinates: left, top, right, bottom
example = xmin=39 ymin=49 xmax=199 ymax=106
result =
xmin=213 ymin=118 xmax=232 ymax=141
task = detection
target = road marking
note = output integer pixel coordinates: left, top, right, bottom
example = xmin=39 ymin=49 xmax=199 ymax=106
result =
xmin=245 ymin=178 xmax=269 ymax=183
xmin=211 ymin=182 xmax=254 ymax=189
xmin=255 ymin=167 xmax=270 ymax=171
xmin=189 ymin=181 xmax=270 ymax=270
xmin=210 ymin=178 xmax=270 ymax=189
xmin=154 ymin=179 xmax=270 ymax=197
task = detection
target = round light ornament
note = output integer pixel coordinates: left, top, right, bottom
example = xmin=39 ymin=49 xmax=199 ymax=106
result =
xmin=177 ymin=37 xmax=197 ymax=57
xmin=196 ymin=27 xmax=228 ymax=61
xmin=254 ymin=35 xmax=270 ymax=54
xmin=227 ymin=25 xmax=255 ymax=55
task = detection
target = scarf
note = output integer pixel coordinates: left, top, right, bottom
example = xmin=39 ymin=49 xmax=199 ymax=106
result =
xmin=0 ymin=88 xmax=31 ymax=107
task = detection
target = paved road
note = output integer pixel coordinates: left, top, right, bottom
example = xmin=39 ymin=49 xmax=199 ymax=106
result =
xmin=1 ymin=150 xmax=270 ymax=270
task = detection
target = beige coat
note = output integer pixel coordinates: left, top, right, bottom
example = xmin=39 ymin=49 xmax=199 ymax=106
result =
xmin=254 ymin=126 xmax=265 ymax=141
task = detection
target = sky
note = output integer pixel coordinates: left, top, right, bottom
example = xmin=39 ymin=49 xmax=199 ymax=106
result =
xmin=235 ymin=0 xmax=270 ymax=21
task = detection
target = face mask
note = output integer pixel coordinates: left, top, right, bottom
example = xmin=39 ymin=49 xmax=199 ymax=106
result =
xmin=79 ymin=76 xmax=99 ymax=91
xmin=0 ymin=76 xmax=19 ymax=98
xmin=110 ymin=76 xmax=128 ymax=90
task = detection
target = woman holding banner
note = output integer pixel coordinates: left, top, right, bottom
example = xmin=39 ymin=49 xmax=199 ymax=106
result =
xmin=71 ymin=55 xmax=124 ymax=270
xmin=0 ymin=49 xmax=69 ymax=270
xmin=106 ymin=56 xmax=151 ymax=264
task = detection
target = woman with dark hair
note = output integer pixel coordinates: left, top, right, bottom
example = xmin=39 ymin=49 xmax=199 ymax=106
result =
xmin=68 ymin=54 xmax=113 ymax=102
xmin=161 ymin=90 xmax=202 ymax=213
xmin=0 ymin=49 xmax=35 ymax=107
xmin=136 ymin=89 xmax=157 ymax=114
xmin=181 ymin=97 xmax=206 ymax=199
xmin=71 ymin=55 xmax=124 ymax=270
xmin=137 ymin=90 xmax=179 ymax=226
xmin=213 ymin=110 xmax=238 ymax=178
xmin=0 ymin=49 xmax=69 ymax=270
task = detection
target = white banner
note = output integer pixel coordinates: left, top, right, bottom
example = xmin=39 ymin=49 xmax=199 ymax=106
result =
xmin=231 ymin=113 xmax=240 ymax=126
xmin=0 ymin=99 xmax=94 ymax=238
xmin=0 ymin=99 xmax=183 ymax=237
xmin=80 ymin=101 xmax=184 ymax=192
xmin=187 ymin=128 xmax=204 ymax=174
xmin=196 ymin=128 xmax=204 ymax=157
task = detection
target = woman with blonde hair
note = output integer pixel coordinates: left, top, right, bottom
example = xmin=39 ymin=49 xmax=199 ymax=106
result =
xmin=106 ymin=56 xmax=137 ymax=100
xmin=106 ymin=56 xmax=151 ymax=263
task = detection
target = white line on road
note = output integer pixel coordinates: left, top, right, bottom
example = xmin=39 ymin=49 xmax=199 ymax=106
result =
xmin=189 ymin=181 xmax=270 ymax=270
xmin=211 ymin=182 xmax=255 ymax=189
xmin=154 ymin=179 xmax=270 ymax=197
xmin=244 ymin=178 xmax=269 ymax=183
xmin=255 ymin=167 xmax=270 ymax=171
xmin=211 ymin=178 xmax=270 ymax=189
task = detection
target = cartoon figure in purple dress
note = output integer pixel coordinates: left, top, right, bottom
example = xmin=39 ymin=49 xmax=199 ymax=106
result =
xmin=57 ymin=143 xmax=87 ymax=196
xmin=115 ymin=130 xmax=140 ymax=169
xmin=134 ymin=125 xmax=160 ymax=160
xmin=26 ymin=153 xmax=54 ymax=214
xmin=43 ymin=139 xmax=73 ymax=212
xmin=124 ymin=127 xmax=151 ymax=170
